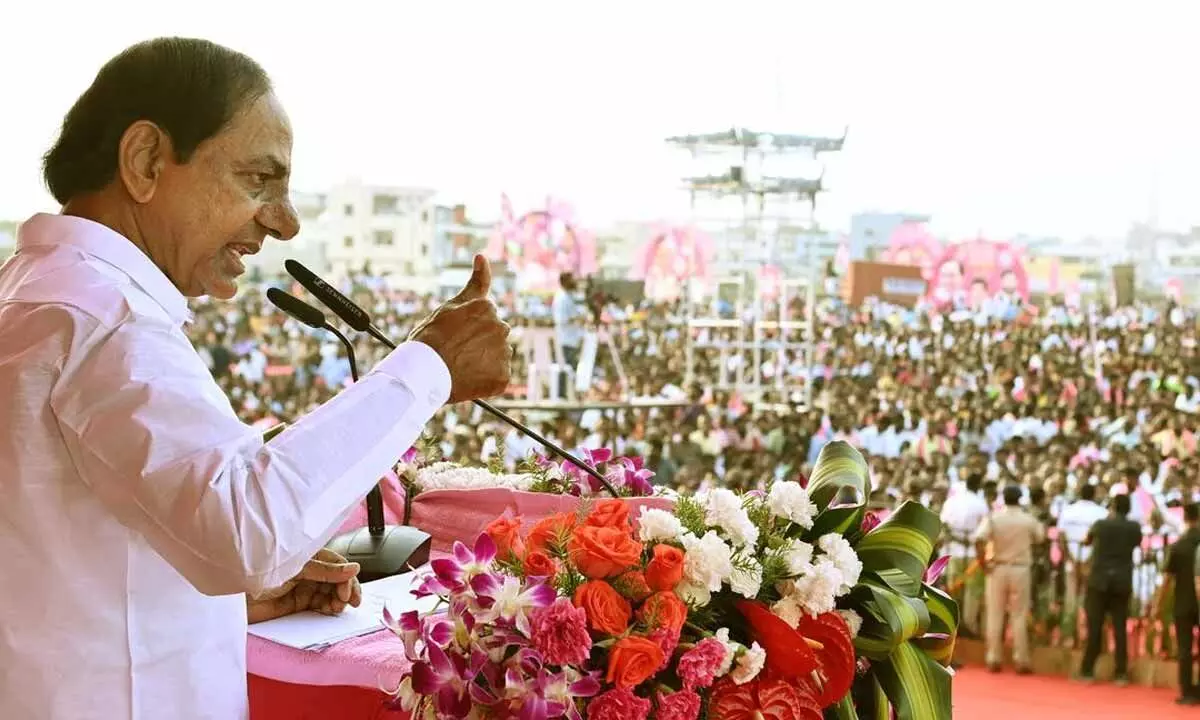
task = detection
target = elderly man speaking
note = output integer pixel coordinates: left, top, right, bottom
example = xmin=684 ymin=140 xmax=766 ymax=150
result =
xmin=0 ymin=38 xmax=511 ymax=720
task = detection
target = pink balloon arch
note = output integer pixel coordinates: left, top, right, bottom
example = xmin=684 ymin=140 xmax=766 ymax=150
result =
xmin=631 ymin=224 xmax=714 ymax=300
xmin=487 ymin=194 xmax=598 ymax=291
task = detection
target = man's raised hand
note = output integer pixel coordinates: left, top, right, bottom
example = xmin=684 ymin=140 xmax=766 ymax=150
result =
xmin=410 ymin=254 xmax=512 ymax=403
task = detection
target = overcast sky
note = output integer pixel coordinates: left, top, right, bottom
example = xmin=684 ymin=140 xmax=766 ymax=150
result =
xmin=2 ymin=1 xmax=1198 ymax=240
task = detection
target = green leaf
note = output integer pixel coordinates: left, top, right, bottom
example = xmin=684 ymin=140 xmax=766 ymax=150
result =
xmin=854 ymin=501 xmax=941 ymax=597
xmin=873 ymin=641 xmax=954 ymax=720
xmin=916 ymin=583 xmax=960 ymax=666
xmin=854 ymin=577 xmax=930 ymax=649
xmin=806 ymin=441 xmax=871 ymax=510
xmin=263 ymin=423 xmax=288 ymax=443
xmin=806 ymin=503 xmax=865 ymax=539
xmin=830 ymin=694 xmax=860 ymax=719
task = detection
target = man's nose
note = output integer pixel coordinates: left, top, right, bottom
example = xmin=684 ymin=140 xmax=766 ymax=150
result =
xmin=260 ymin=198 xmax=300 ymax=241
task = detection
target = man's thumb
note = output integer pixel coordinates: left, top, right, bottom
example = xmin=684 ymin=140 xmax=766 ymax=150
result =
xmin=457 ymin=254 xmax=491 ymax=299
xmin=301 ymin=559 xmax=361 ymax=583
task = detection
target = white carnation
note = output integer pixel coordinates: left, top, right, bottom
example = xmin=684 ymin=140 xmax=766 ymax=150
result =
xmin=790 ymin=559 xmax=842 ymax=617
xmin=415 ymin=464 xmax=535 ymax=491
xmin=681 ymin=531 xmax=735 ymax=592
xmin=730 ymin=642 xmax=766 ymax=685
xmin=818 ymin=533 xmax=862 ymax=594
xmin=782 ymin=539 xmax=815 ymax=576
xmin=729 ymin=560 xmax=763 ymax=598
xmin=638 ymin=507 xmax=684 ymax=543
xmin=838 ymin=609 xmax=864 ymax=638
xmin=767 ymin=481 xmax=817 ymax=528
xmin=677 ymin=581 xmax=712 ymax=608
xmin=713 ymin=628 xmax=738 ymax=676
xmin=771 ymin=594 xmax=803 ymax=628
xmin=705 ymin=488 xmax=760 ymax=548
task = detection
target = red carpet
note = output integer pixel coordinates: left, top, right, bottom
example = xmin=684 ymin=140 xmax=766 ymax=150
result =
xmin=954 ymin=666 xmax=1192 ymax=719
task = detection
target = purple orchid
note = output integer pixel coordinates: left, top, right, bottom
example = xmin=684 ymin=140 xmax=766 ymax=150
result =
xmin=536 ymin=668 xmax=602 ymax=720
xmin=383 ymin=608 xmax=454 ymax=660
xmin=400 ymin=446 xmax=421 ymax=465
xmin=427 ymin=533 xmax=498 ymax=592
xmin=409 ymin=642 xmax=475 ymax=718
xmin=861 ymin=510 xmax=882 ymax=534
xmin=470 ymin=573 xmax=557 ymax=636
xmin=924 ymin=555 xmax=950 ymax=585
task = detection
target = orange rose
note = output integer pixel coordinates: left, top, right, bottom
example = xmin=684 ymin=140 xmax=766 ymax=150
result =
xmin=612 ymin=570 xmax=652 ymax=602
xmin=569 ymin=525 xmax=643 ymax=579
xmin=605 ymin=636 xmax=665 ymax=689
xmin=637 ymin=591 xmax=688 ymax=633
xmin=573 ymin=580 xmax=632 ymax=635
xmin=524 ymin=550 xmax=558 ymax=578
xmin=585 ymin=499 xmax=630 ymax=530
xmin=644 ymin=544 xmax=685 ymax=592
xmin=484 ymin=516 xmax=524 ymax=560
xmin=526 ymin=512 xmax=577 ymax=554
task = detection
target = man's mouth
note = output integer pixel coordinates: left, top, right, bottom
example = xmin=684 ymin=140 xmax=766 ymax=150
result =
xmin=230 ymin=243 xmax=261 ymax=256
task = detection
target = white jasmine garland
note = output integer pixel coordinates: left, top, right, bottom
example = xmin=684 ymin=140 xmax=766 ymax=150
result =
xmin=415 ymin=464 xmax=535 ymax=491
xmin=818 ymin=533 xmax=863 ymax=594
xmin=637 ymin=507 xmax=684 ymax=543
xmin=729 ymin=560 xmax=763 ymax=598
xmin=705 ymin=488 xmax=760 ymax=548
xmin=681 ymin=531 xmax=735 ymax=592
xmin=767 ymin=480 xmax=817 ymax=529
xmin=730 ymin=642 xmax=766 ymax=685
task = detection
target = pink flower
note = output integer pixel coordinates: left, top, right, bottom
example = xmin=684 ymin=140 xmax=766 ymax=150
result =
xmin=529 ymin=598 xmax=592 ymax=666
xmin=647 ymin=626 xmax=680 ymax=671
xmin=655 ymin=689 xmax=702 ymax=720
xmin=586 ymin=688 xmax=651 ymax=720
xmin=676 ymin=638 xmax=727 ymax=690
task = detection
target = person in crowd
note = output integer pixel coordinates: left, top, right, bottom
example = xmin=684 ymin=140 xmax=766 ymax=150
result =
xmin=940 ymin=472 xmax=990 ymax=638
xmin=1078 ymin=493 xmax=1143 ymax=685
xmin=1057 ymin=483 xmax=1110 ymax=644
xmin=1163 ymin=504 xmax=1200 ymax=704
xmin=0 ymin=38 xmax=511 ymax=720
xmin=975 ymin=484 xmax=1046 ymax=674
xmin=552 ymin=271 xmax=584 ymax=399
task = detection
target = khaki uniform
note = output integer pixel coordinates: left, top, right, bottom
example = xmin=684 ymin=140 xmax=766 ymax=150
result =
xmin=974 ymin=506 xmax=1046 ymax=667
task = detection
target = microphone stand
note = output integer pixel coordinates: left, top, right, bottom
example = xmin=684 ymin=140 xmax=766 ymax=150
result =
xmin=266 ymin=288 xmax=431 ymax=580
xmin=283 ymin=260 xmax=620 ymax=497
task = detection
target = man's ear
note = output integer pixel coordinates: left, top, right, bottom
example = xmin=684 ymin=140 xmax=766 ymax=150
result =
xmin=117 ymin=120 xmax=171 ymax=204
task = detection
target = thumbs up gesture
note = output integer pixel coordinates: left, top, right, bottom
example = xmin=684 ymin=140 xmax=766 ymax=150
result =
xmin=410 ymin=255 xmax=512 ymax=403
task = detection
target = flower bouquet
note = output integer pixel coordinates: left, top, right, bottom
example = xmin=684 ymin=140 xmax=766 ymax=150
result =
xmin=396 ymin=447 xmax=670 ymax=554
xmin=385 ymin=441 xmax=958 ymax=719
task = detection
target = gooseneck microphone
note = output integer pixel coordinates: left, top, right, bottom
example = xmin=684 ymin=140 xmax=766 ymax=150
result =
xmin=282 ymin=259 xmax=620 ymax=497
xmin=266 ymin=286 xmax=430 ymax=580
xmin=265 ymin=288 xmax=359 ymax=382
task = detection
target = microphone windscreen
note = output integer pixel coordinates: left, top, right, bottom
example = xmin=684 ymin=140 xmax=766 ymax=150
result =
xmin=284 ymin=259 xmax=371 ymax=331
xmin=266 ymin=287 xmax=327 ymax=329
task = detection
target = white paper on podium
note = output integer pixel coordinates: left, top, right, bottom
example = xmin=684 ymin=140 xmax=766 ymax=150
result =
xmin=247 ymin=565 xmax=440 ymax=651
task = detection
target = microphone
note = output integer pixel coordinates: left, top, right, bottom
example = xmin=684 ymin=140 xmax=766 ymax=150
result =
xmin=265 ymin=286 xmax=432 ymax=581
xmin=283 ymin=259 xmax=620 ymax=497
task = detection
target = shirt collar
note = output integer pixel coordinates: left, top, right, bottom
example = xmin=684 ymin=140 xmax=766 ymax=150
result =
xmin=17 ymin=213 xmax=192 ymax=325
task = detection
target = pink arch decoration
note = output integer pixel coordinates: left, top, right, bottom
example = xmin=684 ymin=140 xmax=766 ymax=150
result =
xmin=486 ymin=194 xmax=598 ymax=285
xmin=631 ymin=224 xmax=714 ymax=299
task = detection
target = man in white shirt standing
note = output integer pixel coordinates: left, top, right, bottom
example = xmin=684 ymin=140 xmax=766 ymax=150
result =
xmin=0 ymin=38 xmax=511 ymax=720
xmin=939 ymin=472 xmax=990 ymax=637
xmin=551 ymin=271 xmax=583 ymax=399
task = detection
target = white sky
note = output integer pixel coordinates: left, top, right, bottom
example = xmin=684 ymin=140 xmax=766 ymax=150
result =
xmin=2 ymin=1 xmax=1199 ymax=239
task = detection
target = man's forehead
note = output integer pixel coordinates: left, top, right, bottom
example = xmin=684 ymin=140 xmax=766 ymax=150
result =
xmin=211 ymin=92 xmax=293 ymax=167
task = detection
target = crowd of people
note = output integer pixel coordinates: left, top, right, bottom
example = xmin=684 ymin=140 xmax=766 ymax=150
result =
xmin=189 ymin=271 xmax=1199 ymax=690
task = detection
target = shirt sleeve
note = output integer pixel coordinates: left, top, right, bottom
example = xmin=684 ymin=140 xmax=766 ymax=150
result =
xmin=51 ymin=317 xmax=450 ymax=597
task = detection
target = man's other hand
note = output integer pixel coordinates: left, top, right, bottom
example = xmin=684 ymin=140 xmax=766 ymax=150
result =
xmin=409 ymin=254 xmax=512 ymax=403
xmin=246 ymin=548 xmax=363 ymax=624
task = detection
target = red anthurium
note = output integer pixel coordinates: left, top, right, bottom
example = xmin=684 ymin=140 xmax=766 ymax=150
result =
xmin=735 ymin=601 xmax=819 ymax=679
xmin=710 ymin=676 xmax=822 ymax=720
xmin=796 ymin=612 xmax=857 ymax=707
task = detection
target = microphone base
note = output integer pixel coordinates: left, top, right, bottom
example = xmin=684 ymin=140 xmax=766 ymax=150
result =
xmin=325 ymin=525 xmax=432 ymax=583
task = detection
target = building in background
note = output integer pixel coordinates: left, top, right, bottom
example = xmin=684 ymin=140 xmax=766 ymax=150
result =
xmin=429 ymin=203 xmax=501 ymax=296
xmin=0 ymin=220 xmax=15 ymax=261
xmin=846 ymin=211 xmax=930 ymax=261
xmin=317 ymin=180 xmax=438 ymax=289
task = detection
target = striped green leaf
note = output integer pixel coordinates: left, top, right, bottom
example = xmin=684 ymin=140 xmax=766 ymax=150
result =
xmin=873 ymin=640 xmax=954 ymax=720
xmin=806 ymin=441 xmax=871 ymax=510
xmin=915 ymin=583 xmax=960 ymax=666
xmin=856 ymin=576 xmax=930 ymax=644
xmin=806 ymin=502 xmax=865 ymax=539
xmin=854 ymin=500 xmax=941 ymax=597
xmin=830 ymin=694 xmax=860 ymax=719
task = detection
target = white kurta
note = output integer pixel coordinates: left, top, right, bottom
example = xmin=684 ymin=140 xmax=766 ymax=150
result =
xmin=0 ymin=214 xmax=450 ymax=720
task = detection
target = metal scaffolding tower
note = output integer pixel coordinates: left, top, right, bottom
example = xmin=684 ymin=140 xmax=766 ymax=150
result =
xmin=667 ymin=127 xmax=845 ymax=408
